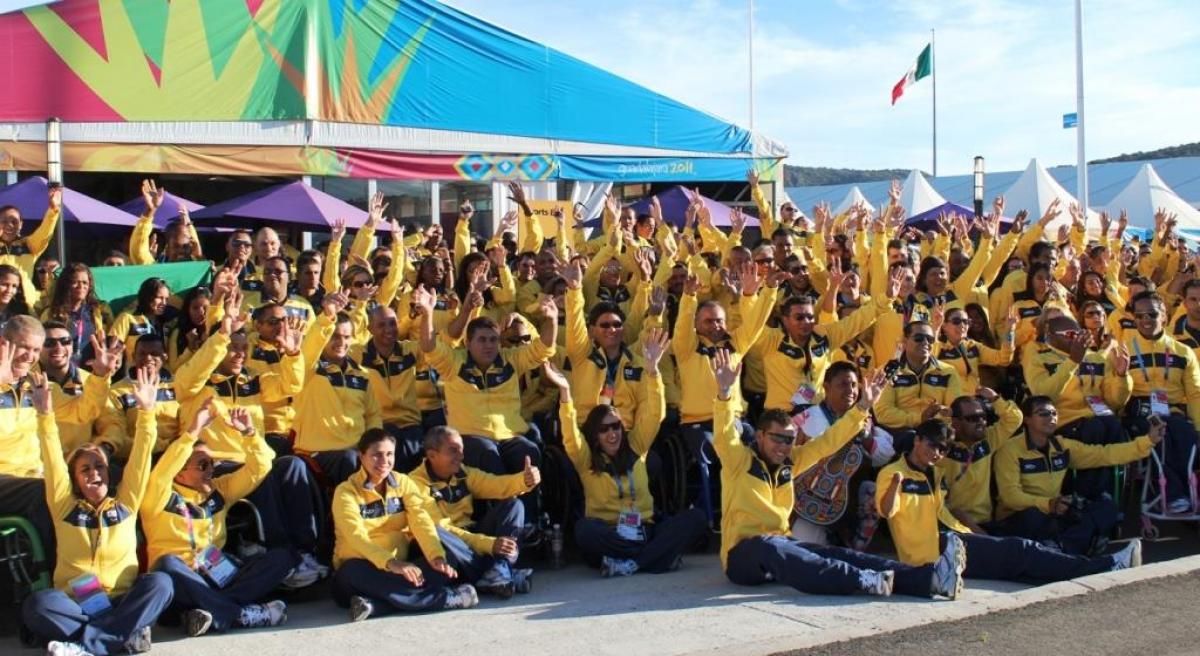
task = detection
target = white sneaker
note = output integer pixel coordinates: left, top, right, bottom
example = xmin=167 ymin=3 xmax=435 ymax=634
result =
xmin=932 ymin=533 xmax=967 ymax=600
xmin=300 ymin=552 xmax=330 ymax=579
xmin=235 ymin=600 xmax=287 ymax=628
xmin=1111 ymin=539 xmax=1143 ymax=570
xmin=184 ymin=609 xmax=214 ymax=637
xmin=123 ymin=626 xmax=152 ymax=654
xmin=443 ymin=584 xmax=479 ymax=610
xmin=280 ymin=560 xmax=321 ymax=590
xmin=600 ymin=556 xmax=638 ymax=578
xmin=349 ymin=595 xmax=373 ymax=622
xmin=236 ymin=541 xmax=268 ymax=560
xmin=861 ymin=569 xmax=894 ymax=596
xmin=1168 ymin=498 xmax=1191 ymax=514
xmin=45 ymin=642 xmax=93 ymax=656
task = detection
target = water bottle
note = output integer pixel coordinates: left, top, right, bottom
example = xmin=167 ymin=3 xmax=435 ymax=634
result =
xmin=549 ymin=523 xmax=565 ymax=569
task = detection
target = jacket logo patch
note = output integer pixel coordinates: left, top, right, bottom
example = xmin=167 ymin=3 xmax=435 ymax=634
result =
xmin=901 ymin=479 xmax=932 ymax=495
xmin=358 ymin=496 xmax=405 ymax=519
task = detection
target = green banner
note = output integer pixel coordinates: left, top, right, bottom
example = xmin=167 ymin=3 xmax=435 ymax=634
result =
xmin=92 ymin=261 xmax=213 ymax=314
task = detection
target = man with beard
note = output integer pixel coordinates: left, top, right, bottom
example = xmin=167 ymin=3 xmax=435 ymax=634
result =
xmin=938 ymin=392 xmax=1023 ymax=531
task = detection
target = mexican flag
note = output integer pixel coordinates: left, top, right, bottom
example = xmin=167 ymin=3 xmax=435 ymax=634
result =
xmin=891 ymin=44 xmax=932 ymax=105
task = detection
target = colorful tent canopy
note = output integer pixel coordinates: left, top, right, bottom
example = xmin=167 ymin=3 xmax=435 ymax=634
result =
xmin=0 ymin=0 xmax=786 ymax=182
xmin=117 ymin=191 xmax=204 ymax=228
xmin=191 ymin=181 xmax=372 ymax=230
xmin=0 ymin=176 xmax=139 ymax=236
xmin=580 ymin=186 xmax=749 ymax=229
xmin=994 ymin=159 xmax=1098 ymax=231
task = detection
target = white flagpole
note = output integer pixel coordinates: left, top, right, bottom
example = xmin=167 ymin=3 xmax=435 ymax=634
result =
xmin=748 ymin=0 xmax=755 ymax=131
xmin=931 ymin=28 xmax=937 ymax=177
xmin=1073 ymin=0 xmax=1088 ymax=213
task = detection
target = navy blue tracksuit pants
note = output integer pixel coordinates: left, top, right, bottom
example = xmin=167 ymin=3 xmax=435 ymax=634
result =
xmin=991 ymin=496 xmax=1118 ymax=555
xmin=22 ymin=573 xmax=173 ymax=655
xmin=952 ymin=532 xmax=1114 ymax=582
xmin=574 ymin=508 xmax=707 ymax=573
xmin=725 ymin=534 xmax=935 ymax=597
xmin=331 ymin=558 xmax=450 ymax=615
xmin=157 ymin=547 xmax=297 ymax=631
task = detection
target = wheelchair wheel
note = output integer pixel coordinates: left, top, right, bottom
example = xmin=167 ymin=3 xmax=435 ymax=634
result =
xmin=652 ymin=431 xmax=690 ymax=517
xmin=540 ymin=445 xmax=582 ymax=533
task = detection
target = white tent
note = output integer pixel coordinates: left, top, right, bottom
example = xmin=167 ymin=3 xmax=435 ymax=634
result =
xmin=1001 ymin=158 xmax=1097 ymax=232
xmin=899 ymin=169 xmax=947 ymax=217
xmin=834 ymin=186 xmax=876 ymax=216
xmin=1102 ymin=163 xmax=1200 ymax=231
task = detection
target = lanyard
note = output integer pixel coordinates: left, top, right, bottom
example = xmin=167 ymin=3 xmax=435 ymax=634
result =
xmin=614 ymin=469 xmax=637 ymax=506
xmin=177 ymin=496 xmax=215 ymax=566
xmin=1131 ymin=337 xmax=1169 ymax=388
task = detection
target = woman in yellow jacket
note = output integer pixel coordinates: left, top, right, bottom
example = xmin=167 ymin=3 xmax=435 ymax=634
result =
xmin=544 ymin=330 xmax=707 ymax=577
xmin=21 ymin=366 xmax=172 ymax=656
xmin=332 ymin=428 xmax=478 ymax=622
xmin=111 ymin=278 xmax=175 ymax=368
xmin=40 ymin=262 xmax=114 ymax=364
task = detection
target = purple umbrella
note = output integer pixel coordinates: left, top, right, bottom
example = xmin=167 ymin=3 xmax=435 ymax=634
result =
xmin=118 ymin=191 xmax=204 ymax=228
xmin=582 ymin=185 xmax=753 ymax=228
xmin=0 ymin=176 xmax=139 ymax=236
xmin=191 ymin=181 xmax=382 ymax=231
xmin=905 ymin=201 xmax=1016 ymax=234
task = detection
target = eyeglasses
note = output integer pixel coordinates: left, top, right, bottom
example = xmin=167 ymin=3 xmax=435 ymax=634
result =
xmin=781 ymin=206 xmax=796 ymax=213
xmin=1033 ymin=408 xmax=1059 ymax=418
xmin=231 ymin=240 xmax=252 ymax=248
xmin=263 ymin=269 xmax=287 ymax=277
xmin=959 ymin=413 xmax=987 ymax=423
xmin=190 ymin=459 xmax=214 ymax=472
xmin=597 ymin=421 xmax=623 ymax=434
xmin=597 ymin=321 xmax=623 ymax=330
xmin=910 ymin=333 xmax=935 ymax=344
xmin=351 ymin=280 xmax=371 ymax=288
xmin=766 ymin=431 xmax=797 ymax=446
xmin=947 ymin=317 xmax=971 ymax=326
xmin=44 ymin=337 xmax=71 ymax=347
xmin=1135 ymin=311 xmax=1161 ymax=320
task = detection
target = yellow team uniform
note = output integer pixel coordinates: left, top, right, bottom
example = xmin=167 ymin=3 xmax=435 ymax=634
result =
xmin=331 ymin=470 xmax=445 ymax=570
xmin=874 ymin=359 xmax=963 ymax=429
xmin=936 ymin=399 xmax=1023 ymax=524
xmin=877 ymin=457 xmax=971 ymax=565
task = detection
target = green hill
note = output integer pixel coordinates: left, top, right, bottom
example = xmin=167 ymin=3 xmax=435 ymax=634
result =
xmin=783 ymin=165 xmax=917 ymax=187
xmin=1090 ymin=142 xmax=1200 ymax=164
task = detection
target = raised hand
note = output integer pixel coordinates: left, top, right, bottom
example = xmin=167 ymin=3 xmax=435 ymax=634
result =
xmin=228 ymin=407 xmax=254 ymax=436
xmin=738 ymin=260 xmax=762 ymax=296
xmin=1004 ymin=306 xmax=1018 ymax=336
xmin=141 ymin=179 xmax=164 ymax=214
xmin=1067 ymin=329 xmax=1091 ymax=364
xmin=542 ymin=362 xmax=570 ymax=395
xmin=537 ymin=294 xmax=559 ymax=323
xmin=992 ymin=195 xmax=1005 ymax=218
xmin=131 ymin=365 xmax=160 ymax=410
xmin=322 ymin=290 xmax=350 ymax=318
xmin=89 ymin=330 xmax=121 ymax=379
xmin=709 ymin=348 xmax=741 ymax=396
xmin=410 ymin=285 xmax=436 ymax=316
xmin=1012 ymin=209 xmax=1029 ymax=233
xmin=497 ymin=209 xmax=518 ymax=235
xmin=730 ymin=207 xmax=746 ymax=234
xmin=647 ymin=286 xmax=668 ymax=317
xmin=1110 ymin=342 xmax=1130 ymax=376
xmin=857 ymin=368 xmax=889 ymax=410
xmin=221 ymin=287 xmax=247 ymax=335
xmin=460 ymin=199 xmax=474 ymax=220
xmin=367 ymin=191 xmax=388 ymax=228
xmin=189 ymin=397 xmax=216 ymax=435
xmin=30 ymin=372 xmax=51 ymax=415
xmin=48 ymin=184 xmax=63 ymax=211
xmin=765 ymin=270 xmax=792 ymax=289
xmin=633 ymin=248 xmax=654 ymax=282
xmin=682 ymin=273 xmax=701 ymax=296
xmin=278 ymin=316 xmax=305 ymax=354
xmin=746 ymin=168 xmax=760 ymax=187
xmin=507 ymin=181 xmax=530 ymax=213
xmin=560 ymin=258 xmax=583 ymax=290
xmin=885 ymin=266 xmax=906 ymax=299
xmin=929 ymin=302 xmax=946 ymax=336
xmin=1038 ymin=198 xmax=1061 ymax=227
xmin=331 ymin=217 xmax=347 ymax=244
xmin=641 ymin=327 xmax=670 ymax=374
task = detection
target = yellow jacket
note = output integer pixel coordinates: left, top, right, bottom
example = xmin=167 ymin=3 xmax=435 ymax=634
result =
xmin=1127 ymin=332 xmax=1200 ymax=425
xmin=672 ymin=288 xmax=777 ymax=424
xmin=407 ymin=461 xmax=531 ymax=555
xmin=0 ymin=206 xmax=58 ymax=302
xmin=96 ymin=367 xmax=191 ymax=457
xmin=353 ymin=339 xmax=423 ymax=428
xmin=560 ymin=373 xmax=664 ymax=526
xmin=934 ymin=335 xmax=1014 ymax=396
xmin=715 ymin=396 xmax=868 ymax=570
xmin=41 ymin=410 xmax=154 ymax=596
xmin=140 ymin=429 xmax=272 ymax=570
xmin=994 ymin=432 xmax=1153 ymax=520
xmin=756 ymin=296 xmax=887 ymax=411
xmin=174 ymin=332 xmax=303 ymax=461
xmin=332 ymin=469 xmax=445 ymax=570
xmin=874 ymin=358 xmax=963 ymax=429
xmin=1022 ymin=341 xmax=1132 ymax=426
xmin=109 ymin=312 xmax=161 ymax=369
xmin=293 ymin=356 xmax=383 ymax=453
xmin=46 ymin=365 xmax=109 ymax=454
xmin=877 ymin=456 xmax=971 ymax=566
xmin=0 ymin=377 xmax=42 ymax=477
xmin=424 ymin=336 xmax=553 ymax=441
xmin=935 ymin=399 xmax=1023 ymax=524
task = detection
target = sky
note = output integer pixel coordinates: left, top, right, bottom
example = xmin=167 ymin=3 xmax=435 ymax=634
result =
xmin=442 ymin=0 xmax=1200 ymax=175
xmin=2 ymin=0 xmax=1196 ymax=175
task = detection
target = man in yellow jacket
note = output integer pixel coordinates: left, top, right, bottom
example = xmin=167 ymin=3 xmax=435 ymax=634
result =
xmin=877 ymin=419 xmax=1142 ymax=585
xmin=0 ymin=315 xmax=56 ymax=551
xmin=0 ymin=184 xmax=61 ymax=303
xmin=356 ymin=305 xmax=426 ymax=473
xmin=142 ymin=400 xmax=294 ymax=637
xmin=875 ymin=320 xmax=963 ymax=455
xmin=993 ymin=395 xmax=1159 ymax=555
xmin=710 ymin=351 xmax=964 ymax=599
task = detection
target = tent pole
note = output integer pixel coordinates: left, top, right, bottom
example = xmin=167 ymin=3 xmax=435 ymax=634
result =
xmin=1073 ymin=0 xmax=1088 ymax=214
xmin=46 ymin=117 xmax=65 ymax=262
xmin=748 ymin=0 xmax=755 ymax=131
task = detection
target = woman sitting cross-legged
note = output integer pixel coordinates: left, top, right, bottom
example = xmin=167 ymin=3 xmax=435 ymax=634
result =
xmin=331 ymin=428 xmax=479 ymax=622
xmin=544 ymin=328 xmax=707 ymax=577
xmin=22 ymin=358 xmax=174 ymax=656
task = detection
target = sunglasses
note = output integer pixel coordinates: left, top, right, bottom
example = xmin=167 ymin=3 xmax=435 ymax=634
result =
xmin=231 ymin=240 xmax=252 ymax=248
xmin=791 ymin=313 xmax=815 ymax=321
xmin=44 ymin=336 xmax=71 ymax=347
xmin=1033 ymin=408 xmax=1059 ymax=418
xmin=597 ymin=321 xmax=624 ymax=330
xmin=787 ymin=267 xmax=803 ymax=275
xmin=754 ymin=259 xmax=773 ymax=265
xmin=351 ymin=280 xmax=371 ymax=288
xmin=910 ymin=333 xmax=935 ymax=344
xmin=766 ymin=431 xmax=797 ymax=446
xmin=597 ymin=421 xmax=623 ymax=434
xmin=190 ymin=459 xmax=214 ymax=472
xmin=781 ymin=206 xmax=796 ymax=212
xmin=947 ymin=317 xmax=971 ymax=326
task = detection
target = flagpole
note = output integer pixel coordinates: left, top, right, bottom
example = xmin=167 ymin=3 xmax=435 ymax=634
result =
xmin=748 ymin=0 xmax=755 ymax=131
xmin=1073 ymin=0 xmax=1088 ymax=213
xmin=931 ymin=28 xmax=937 ymax=177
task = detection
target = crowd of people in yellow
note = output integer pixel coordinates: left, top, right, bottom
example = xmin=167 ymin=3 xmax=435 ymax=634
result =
xmin=2 ymin=171 xmax=1197 ymax=655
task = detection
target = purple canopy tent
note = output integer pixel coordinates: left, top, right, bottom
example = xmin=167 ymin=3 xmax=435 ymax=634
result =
xmin=581 ymin=186 xmax=754 ymax=229
xmin=191 ymin=181 xmax=383 ymax=231
xmin=905 ymin=201 xmax=1015 ymax=234
xmin=118 ymin=191 xmax=204 ymax=228
xmin=0 ymin=176 xmax=139 ymax=237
